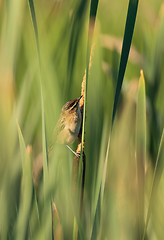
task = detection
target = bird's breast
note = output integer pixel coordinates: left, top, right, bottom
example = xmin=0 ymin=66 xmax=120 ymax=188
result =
xmin=56 ymin=108 xmax=81 ymax=145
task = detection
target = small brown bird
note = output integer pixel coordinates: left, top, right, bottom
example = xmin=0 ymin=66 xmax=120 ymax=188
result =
xmin=49 ymin=96 xmax=82 ymax=156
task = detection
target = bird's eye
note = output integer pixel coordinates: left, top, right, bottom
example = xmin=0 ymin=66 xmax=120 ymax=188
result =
xmin=67 ymin=100 xmax=78 ymax=110
xmin=69 ymin=101 xmax=76 ymax=109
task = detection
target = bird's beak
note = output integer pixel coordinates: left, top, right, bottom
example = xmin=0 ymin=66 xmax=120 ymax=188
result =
xmin=78 ymin=95 xmax=83 ymax=101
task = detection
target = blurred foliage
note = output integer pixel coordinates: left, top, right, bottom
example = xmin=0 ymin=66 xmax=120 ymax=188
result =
xmin=0 ymin=0 xmax=164 ymax=239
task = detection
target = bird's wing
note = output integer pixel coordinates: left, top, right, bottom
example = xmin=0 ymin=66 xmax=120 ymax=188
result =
xmin=49 ymin=116 xmax=66 ymax=151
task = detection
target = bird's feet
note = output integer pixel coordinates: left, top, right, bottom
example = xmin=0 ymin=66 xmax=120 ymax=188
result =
xmin=66 ymin=145 xmax=81 ymax=158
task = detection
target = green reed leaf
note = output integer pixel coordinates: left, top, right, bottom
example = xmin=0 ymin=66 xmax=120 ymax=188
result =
xmin=111 ymin=0 xmax=139 ymax=126
xmin=143 ymin=128 xmax=164 ymax=240
xmin=28 ymin=1 xmax=52 ymax=239
xmin=136 ymin=70 xmax=146 ymax=239
xmin=15 ymin=146 xmax=33 ymax=240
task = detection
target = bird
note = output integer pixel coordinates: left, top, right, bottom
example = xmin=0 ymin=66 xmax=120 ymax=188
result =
xmin=48 ymin=96 xmax=82 ymax=157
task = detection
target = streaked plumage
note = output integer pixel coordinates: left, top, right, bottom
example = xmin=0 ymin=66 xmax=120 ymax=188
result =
xmin=49 ymin=96 xmax=82 ymax=151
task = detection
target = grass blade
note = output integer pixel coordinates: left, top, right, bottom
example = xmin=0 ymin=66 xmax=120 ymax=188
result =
xmin=17 ymin=121 xmax=26 ymax=163
xmin=90 ymin=186 xmax=101 ymax=240
xmin=28 ymin=0 xmax=48 ymax=176
xmin=15 ymin=145 xmax=33 ymax=240
xmin=17 ymin=122 xmax=40 ymax=237
xmin=143 ymin=128 xmax=164 ymax=240
xmin=136 ymin=70 xmax=146 ymax=239
xmin=28 ymin=1 xmax=52 ymax=239
xmin=111 ymin=0 xmax=139 ymax=126
xmin=41 ymin=87 xmax=52 ymax=240
xmin=28 ymin=0 xmax=40 ymax=62
xmin=67 ymin=0 xmax=88 ymax=97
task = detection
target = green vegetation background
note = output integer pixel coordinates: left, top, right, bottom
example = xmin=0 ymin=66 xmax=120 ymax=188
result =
xmin=0 ymin=0 xmax=164 ymax=239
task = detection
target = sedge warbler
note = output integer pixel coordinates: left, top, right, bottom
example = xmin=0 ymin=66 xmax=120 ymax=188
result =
xmin=49 ymin=96 xmax=82 ymax=156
